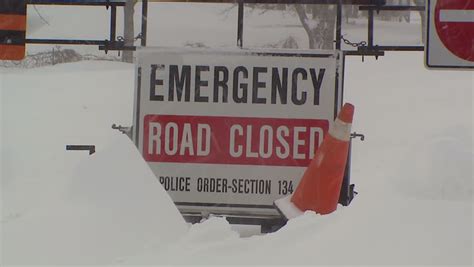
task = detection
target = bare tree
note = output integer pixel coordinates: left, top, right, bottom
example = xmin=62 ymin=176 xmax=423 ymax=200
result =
xmin=122 ymin=0 xmax=138 ymax=63
xmin=294 ymin=4 xmax=336 ymax=49
xmin=413 ymin=0 xmax=426 ymax=44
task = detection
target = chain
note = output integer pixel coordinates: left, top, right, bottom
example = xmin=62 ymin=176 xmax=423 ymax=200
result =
xmin=115 ymin=33 xmax=142 ymax=43
xmin=112 ymin=34 xmax=141 ymax=57
xmin=340 ymin=35 xmax=367 ymax=48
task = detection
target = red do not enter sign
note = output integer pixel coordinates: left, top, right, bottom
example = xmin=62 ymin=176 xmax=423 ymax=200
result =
xmin=434 ymin=0 xmax=474 ymax=62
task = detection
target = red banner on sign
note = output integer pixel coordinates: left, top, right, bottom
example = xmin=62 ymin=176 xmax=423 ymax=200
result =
xmin=143 ymin=115 xmax=329 ymax=167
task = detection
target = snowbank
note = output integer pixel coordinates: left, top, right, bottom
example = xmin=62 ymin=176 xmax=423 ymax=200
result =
xmin=2 ymin=134 xmax=187 ymax=265
xmin=2 ymin=62 xmax=188 ymax=265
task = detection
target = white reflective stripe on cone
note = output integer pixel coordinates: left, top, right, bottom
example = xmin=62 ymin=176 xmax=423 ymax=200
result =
xmin=328 ymin=118 xmax=352 ymax=142
xmin=274 ymin=195 xmax=304 ymax=220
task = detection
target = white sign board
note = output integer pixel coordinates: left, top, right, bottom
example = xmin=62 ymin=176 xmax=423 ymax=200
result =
xmin=133 ymin=48 xmax=342 ymax=217
xmin=425 ymin=0 xmax=474 ymax=69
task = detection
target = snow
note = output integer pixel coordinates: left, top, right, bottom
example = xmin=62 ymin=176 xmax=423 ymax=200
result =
xmin=2 ymin=134 xmax=187 ymax=265
xmin=274 ymin=195 xmax=304 ymax=220
xmin=2 ymin=3 xmax=473 ymax=266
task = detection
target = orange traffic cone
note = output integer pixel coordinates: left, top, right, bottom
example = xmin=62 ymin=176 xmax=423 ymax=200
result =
xmin=275 ymin=103 xmax=355 ymax=219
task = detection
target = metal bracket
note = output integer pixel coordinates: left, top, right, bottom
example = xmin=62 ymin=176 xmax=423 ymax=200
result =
xmin=359 ymin=5 xmax=425 ymax=12
xmin=350 ymin=132 xmax=365 ymax=141
xmin=99 ymin=40 xmax=136 ymax=54
xmin=66 ymin=145 xmax=96 ymax=155
xmin=112 ymin=124 xmax=132 ymax=138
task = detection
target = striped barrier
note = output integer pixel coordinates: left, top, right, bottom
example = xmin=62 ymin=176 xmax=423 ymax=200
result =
xmin=0 ymin=0 xmax=26 ymax=60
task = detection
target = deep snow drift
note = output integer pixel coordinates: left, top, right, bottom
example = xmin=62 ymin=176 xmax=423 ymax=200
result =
xmin=3 ymin=134 xmax=187 ymax=265
xmin=2 ymin=53 xmax=471 ymax=266
xmin=2 ymin=3 xmax=473 ymax=266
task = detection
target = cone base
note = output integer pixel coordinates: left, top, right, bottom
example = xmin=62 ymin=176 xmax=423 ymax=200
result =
xmin=274 ymin=195 xmax=304 ymax=220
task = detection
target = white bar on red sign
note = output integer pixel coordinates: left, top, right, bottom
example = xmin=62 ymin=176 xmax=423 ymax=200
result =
xmin=440 ymin=10 xmax=474 ymax=23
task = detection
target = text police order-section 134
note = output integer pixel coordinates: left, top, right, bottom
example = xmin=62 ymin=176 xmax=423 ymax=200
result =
xmin=158 ymin=176 xmax=275 ymax=195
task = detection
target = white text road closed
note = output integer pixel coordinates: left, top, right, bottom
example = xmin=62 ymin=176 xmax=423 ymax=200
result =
xmin=134 ymin=48 xmax=342 ymax=216
xmin=426 ymin=0 xmax=474 ymax=68
xmin=144 ymin=115 xmax=328 ymax=166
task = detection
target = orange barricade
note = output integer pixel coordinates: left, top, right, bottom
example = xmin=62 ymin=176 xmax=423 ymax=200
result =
xmin=0 ymin=1 xmax=27 ymax=60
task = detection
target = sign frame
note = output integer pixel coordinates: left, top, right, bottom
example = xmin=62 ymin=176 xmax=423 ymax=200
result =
xmin=132 ymin=47 xmax=344 ymax=220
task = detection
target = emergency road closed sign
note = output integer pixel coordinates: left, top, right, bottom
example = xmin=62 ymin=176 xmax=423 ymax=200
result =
xmin=426 ymin=0 xmax=474 ymax=68
xmin=134 ymin=48 xmax=342 ymax=217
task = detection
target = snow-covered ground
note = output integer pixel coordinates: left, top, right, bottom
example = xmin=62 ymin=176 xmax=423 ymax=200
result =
xmin=1 ymin=3 xmax=473 ymax=266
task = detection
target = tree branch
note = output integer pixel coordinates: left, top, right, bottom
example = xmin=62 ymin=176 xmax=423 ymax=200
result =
xmin=294 ymin=4 xmax=316 ymax=48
